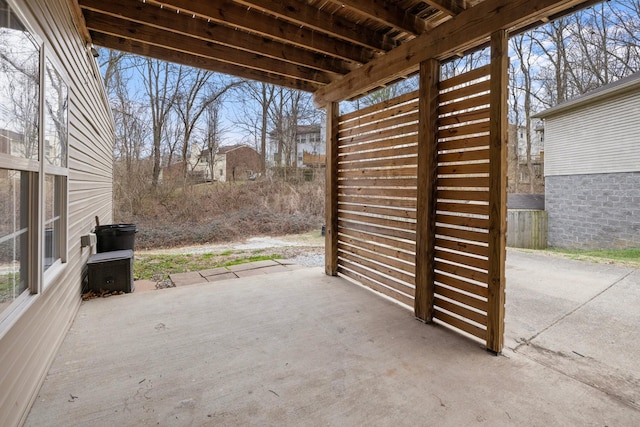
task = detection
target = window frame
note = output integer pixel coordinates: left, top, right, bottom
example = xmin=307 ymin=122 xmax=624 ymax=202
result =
xmin=0 ymin=0 xmax=70 ymax=327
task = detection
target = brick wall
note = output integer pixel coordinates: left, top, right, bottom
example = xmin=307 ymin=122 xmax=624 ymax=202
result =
xmin=546 ymin=172 xmax=640 ymax=249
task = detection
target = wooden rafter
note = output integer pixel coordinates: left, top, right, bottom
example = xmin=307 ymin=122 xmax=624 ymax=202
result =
xmin=314 ymin=0 xmax=594 ymax=106
xmin=140 ymin=0 xmax=378 ymax=63
xmin=73 ymin=0 xmax=596 ymax=97
xmin=79 ymin=0 xmax=355 ymax=76
xmin=83 ymin=9 xmax=333 ymax=85
xmin=329 ymin=0 xmax=426 ymax=35
xmin=424 ymin=0 xmax=467 ymax=16
xmin=233 ymin=0 xmax=395 ymax=51
xmin=91 ymin=32 xmax=320 ymax=92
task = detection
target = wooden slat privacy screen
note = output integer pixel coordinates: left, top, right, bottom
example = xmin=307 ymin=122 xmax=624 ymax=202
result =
xmin=336 ymin=93 xmax=419 ymax=307
xmin=433 ymin=65 xmax=492 ymax=341
xmin=333 ymin=51 xmax=505 ymax=350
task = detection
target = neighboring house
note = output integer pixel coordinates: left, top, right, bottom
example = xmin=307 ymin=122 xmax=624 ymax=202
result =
xmin=507 ymin=122 xmax=544 ymax=194
xmin=534 ymin=72 xmax=640 ymax=249
xmin=0 ymin=0 xmax=115 ymax=425
xmin=213 ymin=145 xmax=261 ymax=182
xmin=295 ymin=124 xmax=325 ymax=168
xmin=271 ymin=124 xmax=325 ymax=168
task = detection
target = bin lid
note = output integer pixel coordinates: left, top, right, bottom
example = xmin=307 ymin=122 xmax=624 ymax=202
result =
xmin=95 ymin=224 xmax=137 ymax=232
xmin=88 ymin=250 xmax=134 ymax=264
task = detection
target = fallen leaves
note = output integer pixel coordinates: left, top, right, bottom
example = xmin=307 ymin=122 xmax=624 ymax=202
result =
xmin=82 ymin=289 xmax=125 ymax=300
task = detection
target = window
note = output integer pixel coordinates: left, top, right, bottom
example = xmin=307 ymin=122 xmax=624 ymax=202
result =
xmin=43 ymin=58 xmax=68 ymax=274
xmin=0 ymin=0 xmax=68 ymax=319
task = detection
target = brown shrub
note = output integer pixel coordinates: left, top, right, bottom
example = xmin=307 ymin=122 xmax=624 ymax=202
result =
xmin=115 ymin=174 xmax=325 ymax=249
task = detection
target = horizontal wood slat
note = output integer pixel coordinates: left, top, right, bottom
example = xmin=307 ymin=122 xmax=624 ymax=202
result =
xmin=438 ymin=108 xmax=490 ymax=127
xmin=435 ymin=284 xmax=488 ymax=312
xmin=339 ymin=267 xmax=414 ymax=308
xmin=338 ymin=242 xmax=415 ymax=274
xmin=339 ymin=203 xmax=417 ymax=219
xmin=438 ymin=93 xmax=490 ymax=115
xmin=435 ymin=260 xmax=489 ymax=284
xmin=339 ymin=144 xmax=417 ymax=163
xmin=436 ymin=226 xmax=489 ymax=244
xmin=339 ymin=211 xmax=417 ymax=231
xmin=436 ymin=213 xmax=489 ymax=230
xmin=339 ymin=186 xmax=418 ymax=198
xmin=339 ymin=219 xmax=416 ymax=241
xmin=438 ymin=135 xmax=490 ymax=151
xmin=434 ymin=310 xmax=487 ymax=340
xmin=439 ymin=79 xmax=491 ymax=103
xmin=338 ymin=156 xmax=418 ymax=170
xmin=339 ymin=111 xmax=419 ymax=138
xmin=438 ymin=162 xmax=489 ymax=175
xmin=434 ymin=297 xmax=487 ymax=326
xmin=339 ymin=195 xmax=417 ymax=209
xmin=339 ymin=134 xmax=418 ymax=154
xmin=339 ymin=178 xmax=417 ymax=188
xmin=435 ymin=238 xmax=489 ymax=258
xmin=437 ymin=203 xmax=488 ymax=217
xmin=438 ymin=121 xmax=490 ymax=140
xmin=339 ymin=91 xmax=418 ymax=122
xmin=438 ymin=64 xmax=491 ymax=91
xmin=338 ymin=257 xmax=415 ymax=295
xmin=338 ymin=167 xmax=417 ymax=179
xmin=438 ymin=148 xmax=490 ymax=163
xmin=437 ymin=190 xmax=490 ymax=202
xmin=435 ymin=248 xmax=489 ymax=270
xmin=338 ymin=226 xmax=416 ymax=253
xmin=435 ymin=272 xmax=488 ymax=298
xmin=339 ymin=237 xmax=415 ymax=264
xmin=437 ymin=177 xmax=489 ymax=188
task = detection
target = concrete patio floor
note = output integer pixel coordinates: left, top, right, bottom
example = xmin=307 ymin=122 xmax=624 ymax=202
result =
xmin=26 ymin=251 xmax=640 ymax=426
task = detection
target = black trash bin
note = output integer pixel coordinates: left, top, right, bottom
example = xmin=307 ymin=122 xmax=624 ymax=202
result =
xmin=95 ymin=224 xmax=137 ymax=253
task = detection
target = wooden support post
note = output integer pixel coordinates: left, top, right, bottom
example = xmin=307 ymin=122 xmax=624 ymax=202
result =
xmin=414 ymin=59 xmax=439 ymax=321
xmin=487 ymin=30 xmax=508 ymax=353
xmin=325 ymin=102 xmax=339 ymax=276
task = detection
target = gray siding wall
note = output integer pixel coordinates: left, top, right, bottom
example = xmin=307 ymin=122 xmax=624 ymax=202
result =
xmin=546 ymin=173 xmax=640 ymax=249
xmin=0 ymin=0 xmax=114 ymax=425
xmin=544 ymin=88 xmax=640 ymax=177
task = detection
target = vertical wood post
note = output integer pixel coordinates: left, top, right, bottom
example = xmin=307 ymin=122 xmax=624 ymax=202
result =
xmin=415 ymin=59 xmax=439 ymax=321
xmin=325 ymin=102 xmax=339 ymax=276
xmin=487 ymin=30 xmax=508 ymax=353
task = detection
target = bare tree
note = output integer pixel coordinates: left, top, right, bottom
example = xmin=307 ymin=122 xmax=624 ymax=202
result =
xmin=233 ymin=82 xmax=276 ymax=173
xmin=138 ymin=57 xmax=183 ymax=188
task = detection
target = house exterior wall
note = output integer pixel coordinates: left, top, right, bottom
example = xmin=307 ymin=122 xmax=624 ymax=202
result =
xmin=0 ymin=0 xmax=114 ymax=425
xmin=546 ymin=173 xmax=640 ymax=249
xmin=224 ymin=146 xmax=261 ymax=181
xmin=539 ymin=74 xmax=640 ymax=249
xmin=544 ymin=88 xmax=640 ymax=177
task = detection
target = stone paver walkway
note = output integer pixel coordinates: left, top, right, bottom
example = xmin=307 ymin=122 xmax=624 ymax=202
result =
xmin=135 ymin=259 xmax=305 ymax=292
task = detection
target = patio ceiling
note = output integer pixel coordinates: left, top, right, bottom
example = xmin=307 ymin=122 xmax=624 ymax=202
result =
xmin=70 ymin=0 xmax=598 ymax=104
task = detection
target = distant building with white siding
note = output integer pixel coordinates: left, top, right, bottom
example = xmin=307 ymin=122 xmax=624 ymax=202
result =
xmin=534 ymin=72 xmax=640 ymax=249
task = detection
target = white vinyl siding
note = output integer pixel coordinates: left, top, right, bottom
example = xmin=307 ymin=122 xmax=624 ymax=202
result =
xmin=544 ymin=86 xmax=640 ymax=177
xmin=0 ymin=0 xmax=114 ymax=425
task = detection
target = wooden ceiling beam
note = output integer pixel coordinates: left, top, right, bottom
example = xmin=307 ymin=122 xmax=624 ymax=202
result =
xmin=91 ymin=32 xmax=320 ymax=92
xmin=424 ymin=0 xmax=467 ymax=16
xmin=83 ymin=10 xmax=333 ymax=85
xmin=233 ymin=0 xmax=395 ymax=50
xmin=144 ymin=0 xmax=378 ymax=63
xmin=335 ymin=0 xmax=426 ymax=35
xmin=79 ymin=0 xmax=354 ymax=76
xmin=314 ymin=0 xmax=592 ymax=106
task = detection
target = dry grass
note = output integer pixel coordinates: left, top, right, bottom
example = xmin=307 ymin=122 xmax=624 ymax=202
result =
xmin=115 ymin=175 xmax=325 ymax=249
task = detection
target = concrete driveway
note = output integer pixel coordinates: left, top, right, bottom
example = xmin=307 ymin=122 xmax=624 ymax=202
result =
xmin=25 ymin=250 xmax=640 ymax=425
